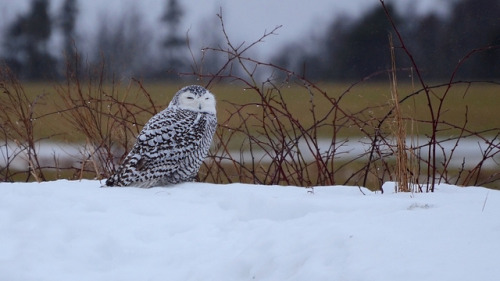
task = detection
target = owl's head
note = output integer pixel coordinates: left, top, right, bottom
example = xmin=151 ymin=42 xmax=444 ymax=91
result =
xmin=169 ymin=85 xmax=216 ymax=114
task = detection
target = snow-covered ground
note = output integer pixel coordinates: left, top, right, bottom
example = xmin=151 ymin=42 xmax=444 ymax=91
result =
xmin=1 ymin=180 xmax=499 ymax=281
xmin=3 ymin=136 xmax=498 ymax=171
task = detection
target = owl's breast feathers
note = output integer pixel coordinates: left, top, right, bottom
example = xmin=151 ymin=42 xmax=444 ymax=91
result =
xmin=139 ymin=108 xmax=216 ymax=149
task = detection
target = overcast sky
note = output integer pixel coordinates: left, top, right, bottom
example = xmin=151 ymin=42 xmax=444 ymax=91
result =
xmin=0 ymin=0 xmax=449 ymax=58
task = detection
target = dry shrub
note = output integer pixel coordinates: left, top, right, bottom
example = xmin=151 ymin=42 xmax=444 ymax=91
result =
xmin=54 ymin=58 xmax=159 ymax=180
xmin=194 ymin=8 xmax=500 ymax=191
xmin=0 ymin=67 xmax=47 ymax=182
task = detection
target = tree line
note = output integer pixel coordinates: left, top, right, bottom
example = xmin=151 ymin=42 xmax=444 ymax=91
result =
xmin=0 ymin=0 xmax=190 ymax=80
xmin=1 ymin=0 xmax=499 ymax=81
xmin=273 ymin=0 xmax=500 ymax=81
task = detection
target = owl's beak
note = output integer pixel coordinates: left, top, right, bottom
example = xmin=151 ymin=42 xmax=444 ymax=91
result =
xmin=199 ymin=103 xmax=202 ymax=110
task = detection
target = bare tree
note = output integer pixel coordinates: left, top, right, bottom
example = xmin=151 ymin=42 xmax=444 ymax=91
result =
xmin=91 ymin=7 xmax=154 ymax=80
xmin=59 ymin=0 xmax=79 ymax=75
xmin=159 ymin=0 xmax=189 ymax=78
xmin=3 ymin=0 xmax=57 ymax=80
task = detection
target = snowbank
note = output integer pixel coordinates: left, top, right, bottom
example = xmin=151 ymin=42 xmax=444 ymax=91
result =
xmin=1 ymin=180 xmax=499 ymax=281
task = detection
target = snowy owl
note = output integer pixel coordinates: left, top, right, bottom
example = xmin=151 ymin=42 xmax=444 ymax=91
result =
xmin=105 ymin=85 xmax=217 ymax=188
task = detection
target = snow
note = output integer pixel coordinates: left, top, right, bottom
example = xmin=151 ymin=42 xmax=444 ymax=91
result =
xmin=1 ymin=180 xmax=499 ymax=281
xmin=4 ymin=136 xmax=498 ymax=172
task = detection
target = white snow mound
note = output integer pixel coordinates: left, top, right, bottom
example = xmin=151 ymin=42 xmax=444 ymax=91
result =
xmin=1 ymin=180 xmax=499 ymax=281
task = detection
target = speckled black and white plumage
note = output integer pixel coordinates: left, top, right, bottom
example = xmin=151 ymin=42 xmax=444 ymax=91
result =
xmin=105 ymin=85 xmax=217 ymax=188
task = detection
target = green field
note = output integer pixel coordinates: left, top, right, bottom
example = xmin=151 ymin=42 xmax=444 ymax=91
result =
xmin=9 ymin=80 xmax=500 ymax=141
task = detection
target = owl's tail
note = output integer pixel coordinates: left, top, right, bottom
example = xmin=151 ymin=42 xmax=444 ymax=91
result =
xmin=104 ymin=177 xmax=116 ymax=187
xmin=103 ymin=173 xmax=124 ymax=187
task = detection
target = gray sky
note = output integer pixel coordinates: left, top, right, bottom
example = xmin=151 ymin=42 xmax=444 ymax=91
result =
xmin=0 ymin=0 xmax=448 ymax=59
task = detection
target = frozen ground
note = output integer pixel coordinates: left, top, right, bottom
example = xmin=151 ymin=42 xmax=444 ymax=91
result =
xmin=1 ymin=180 xmax=499 ymax=281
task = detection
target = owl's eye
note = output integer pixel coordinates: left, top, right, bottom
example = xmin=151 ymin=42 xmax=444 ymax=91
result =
xmin=186 ymin=96 xmax=194 ymax=100
xmin=205 ymin=97 xmax=210 ymax=100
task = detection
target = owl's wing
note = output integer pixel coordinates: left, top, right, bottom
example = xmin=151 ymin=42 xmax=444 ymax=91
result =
xmin=128 ymin=109 xmax=205 ymax=172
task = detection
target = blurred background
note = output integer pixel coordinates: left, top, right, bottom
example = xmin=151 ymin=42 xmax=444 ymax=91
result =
xmin=0 ymin=0 xmax=498 ymax=81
